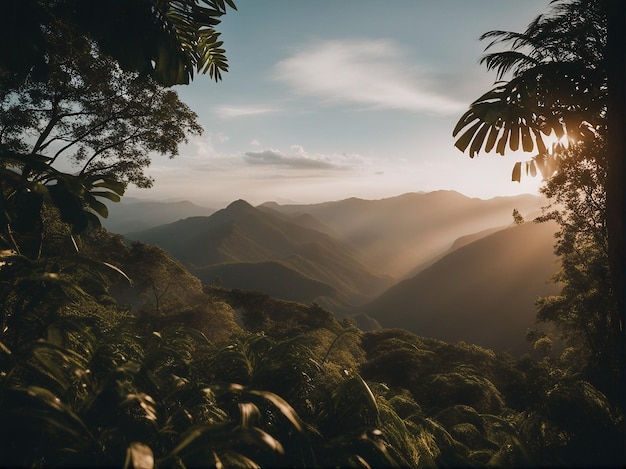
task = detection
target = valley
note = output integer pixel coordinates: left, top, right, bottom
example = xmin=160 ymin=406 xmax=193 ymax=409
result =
xmin=123 ymin=190 xmax=558 ymax=354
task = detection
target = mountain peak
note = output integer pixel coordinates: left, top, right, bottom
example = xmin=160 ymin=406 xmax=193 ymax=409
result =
xmin=226 ymin=199 xmax=254 ymax=211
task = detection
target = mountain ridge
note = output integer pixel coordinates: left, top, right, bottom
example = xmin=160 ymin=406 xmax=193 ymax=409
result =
xmin=360 ymin=220 xmax=560 ymax=354
xmin=259 ymin=191 xmax=546 ymax=277
xmin=126 ymin=199 xmax=393 ymax=310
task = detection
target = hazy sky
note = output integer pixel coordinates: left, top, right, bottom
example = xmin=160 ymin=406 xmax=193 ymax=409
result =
xmin=127 ymin=0 xmax=552 ymax=207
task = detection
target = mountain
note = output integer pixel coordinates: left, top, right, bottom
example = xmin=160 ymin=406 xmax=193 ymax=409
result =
xmin=259 ymin=191 xmax=546 ymax=278
xmin=406 ymin=225 xmax=507 ymax=277
xmin=359 ymin=220 xmax=560 ymax=354
xmin=102 ymin=199 xmax=215 ymax=234
xmin=126 ymin=200 xmax=393 ymax=310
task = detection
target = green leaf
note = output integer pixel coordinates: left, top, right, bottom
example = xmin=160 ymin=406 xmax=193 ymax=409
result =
xmin=247 ymin=389 xmax=304 ymax=432
xmin=509 ymin=122 xmax=520 ymax=151
xmin=533 ymin=129 xmax=547 ymax=154
xmin=87 ymin=198 xmax=109 ymax=218
xmin=92 ymin=178 xmax=126 ymax=196
xmin=0 ymin=341 xmax=11 ymax=355
xmin=452 ymin=109 xmax=477 ymax=137
xmin=520 ymin=125 xmax=533 ymax=152
xmin=90 ymin=191 xmax=121 ymax=203
xmin=484 ymin=125 xmax=500 ymax=153
xmin=496 ymin=126 xmax=510 ymax=155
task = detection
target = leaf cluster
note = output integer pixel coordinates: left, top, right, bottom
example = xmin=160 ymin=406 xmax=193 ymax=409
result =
xmin=0 ymin=0 xmax=236 ymax=87
xmin=453 ymin=0 xmax=607 ymax=184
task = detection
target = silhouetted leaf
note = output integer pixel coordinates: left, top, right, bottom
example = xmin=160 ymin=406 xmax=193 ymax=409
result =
xmin=512 ymin=162 xmax=522 ymax=182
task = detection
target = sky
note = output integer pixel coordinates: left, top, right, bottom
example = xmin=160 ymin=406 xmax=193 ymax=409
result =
xmin=126 ymin=0 xmax=553 ymax=207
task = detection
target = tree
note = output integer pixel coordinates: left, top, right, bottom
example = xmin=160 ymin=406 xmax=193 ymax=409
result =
xmin=0 ymin=0 xmax=236 ymax=87
xmin=452 ymin=0 xmax=624 ymax=323
xmin=535 ymin=137 xmax=623 ymax=404
xmin=0 ymin=22 xmax=202 ymax=257
xmin=0 ymin=0 xmax=238 ymax=258
xmin=124 ymin=243 xmax=204 ymax=317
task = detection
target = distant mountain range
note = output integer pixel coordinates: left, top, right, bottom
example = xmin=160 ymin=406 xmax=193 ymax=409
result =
xmin=123 ymin=191 xmax=559 ymax=353
xmin=102 ymin=199 xmax=215 ymax=234
xmin=260 ymin=190 xmax=545 ymax=278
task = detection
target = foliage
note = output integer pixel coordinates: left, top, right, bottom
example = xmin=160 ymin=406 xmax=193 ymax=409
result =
xmin=0 ymin=26 xmax=202 ymax=188
xmin=0 ymin=0 xmax=236 ymax=87
xmin=512 ymin=208 xmax=525 ymax=225
xmin=452 ymin=0 xmax=624 ymax=344
xmin=2 ymin=229 xmax=624 ymax=467
xmin=453 ymin=0 xmax=605 ymax=167
xmin=535 ymin=137 xmax=623 ymax=403
xmin=453 ymin=0 xmax=623 ymax=426
xmin=206 ymin=287 xmax=337 ymax=337
xmin=0 ymin=23 xmax=202 ymax=254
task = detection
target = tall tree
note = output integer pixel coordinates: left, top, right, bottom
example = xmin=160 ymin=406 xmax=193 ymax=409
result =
xmin=535 ymin=137 xmax=622 ymax=403
xmin=452 ymin=0 xmax=624 ymax=358
xmin=0 ymin=24 xmax=202 ymax=257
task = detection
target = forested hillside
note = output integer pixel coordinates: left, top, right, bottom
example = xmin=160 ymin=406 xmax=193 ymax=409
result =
xmin=127 ymin=194 xmax=553 ymax=320
xmin=1 ymin=225 xmax=622 ymax=467
xmin=361 ymin=220 xmax=561 ymax=354
xmin=127 ymin=199 xmax=394 ymax=312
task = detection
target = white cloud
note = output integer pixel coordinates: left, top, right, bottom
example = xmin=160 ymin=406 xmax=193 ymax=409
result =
xmin=244 ymin=148 xmax=338 ymax=170
xmin=214 ymin=105 xmax=279 ymax=118
xmin=273 ymin=39 xmax=464 ymax=114
xmin=250 ymin=139 xmax=261 ymax=146
xmin=243 ymin=145 xmax=365 ymax=171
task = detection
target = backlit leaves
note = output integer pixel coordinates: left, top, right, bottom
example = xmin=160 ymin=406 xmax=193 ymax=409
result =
xmin=453 ymin=0 xmax=606 ymax=183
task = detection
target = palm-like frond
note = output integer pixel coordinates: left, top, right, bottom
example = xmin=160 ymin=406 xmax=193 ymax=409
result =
xmin=453 ymin=59 xmax=604 ymax=160
xmin=454 ymin=0 xmax=607 ymax=179
xmin=1 ymin=1 xmax=237 ymax=87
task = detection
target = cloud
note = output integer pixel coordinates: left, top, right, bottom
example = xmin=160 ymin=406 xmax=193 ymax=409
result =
xmin=243 ymin=145 xmax=365 ymax=171
xmin=214 ymin=105 xmax=279 ymax=118
xmin=191 ymin=132 xmax=229 ymax=158
xmin=273 ymin=39 xmax=464 ymax=114
xmin=244 ymin=149 xmax=338 ymax=170
xmin=250 ymin=139 xmax=261 ymax=146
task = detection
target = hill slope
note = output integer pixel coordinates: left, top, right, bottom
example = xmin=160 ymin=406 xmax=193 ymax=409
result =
xmin=127 ymin=200 xmax=393 ymax=310
xmin=360 ymin=220 xmax=560 ymax=354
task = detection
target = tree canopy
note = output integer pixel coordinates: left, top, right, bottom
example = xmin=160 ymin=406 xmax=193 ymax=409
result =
xmin=1 ymin=0 xmax=236 ymax=87
xmin=0 ymin=6 xmax=205 ymax=256
xmin=0 ymin=1 xmax=623 ymax=467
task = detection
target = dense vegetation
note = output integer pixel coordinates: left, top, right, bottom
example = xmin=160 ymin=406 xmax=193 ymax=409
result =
xmin=0 ymin=222 xmax=623 ymax=467
xmin=0 ymin=0 xmax=623 ymax=467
